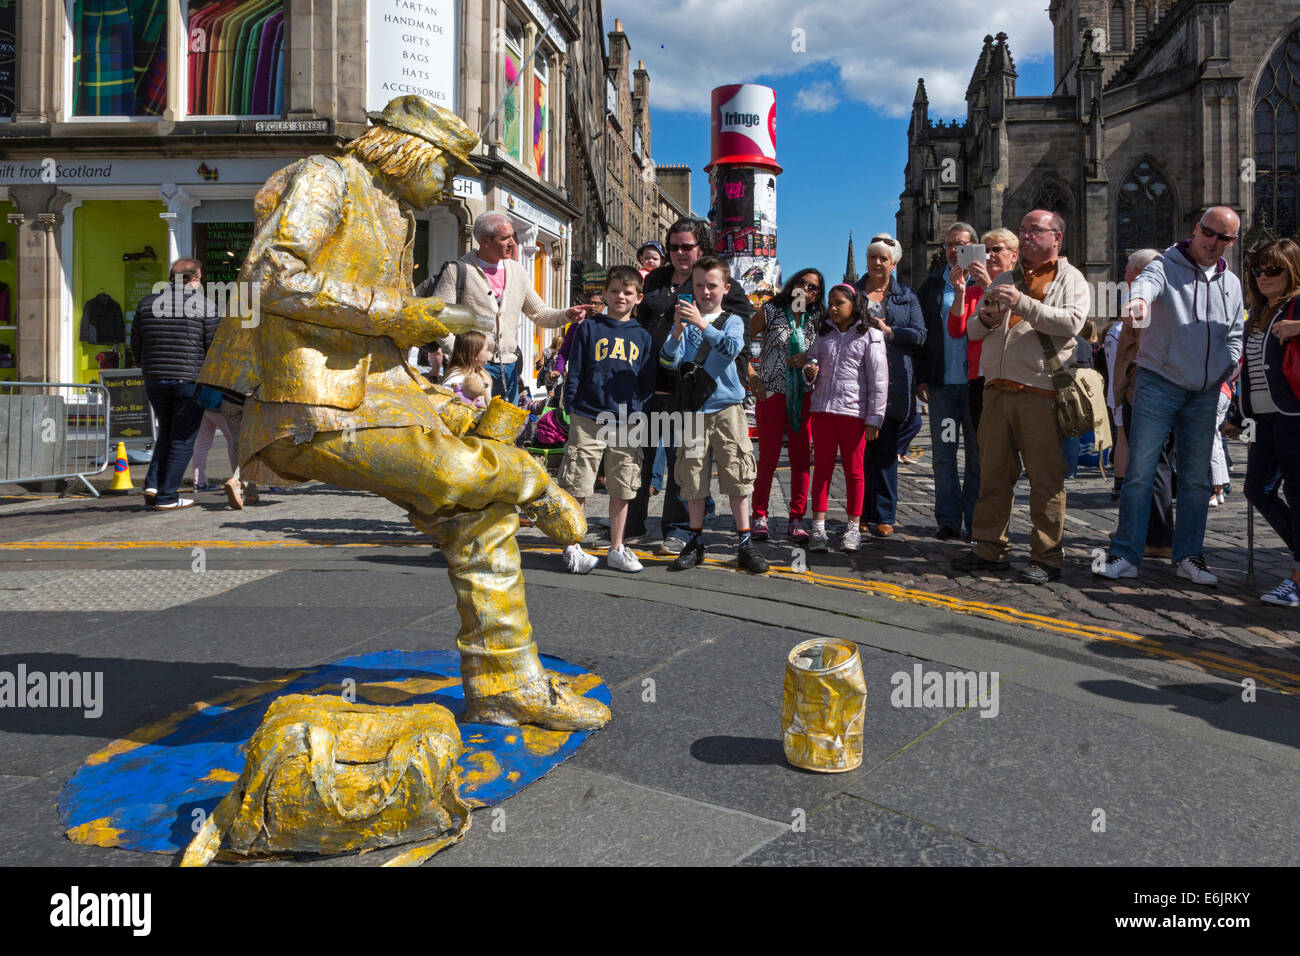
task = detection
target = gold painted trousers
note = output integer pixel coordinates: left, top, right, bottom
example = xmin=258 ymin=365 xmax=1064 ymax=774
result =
xmin=259 ymin=425 xmax=568 ymax=699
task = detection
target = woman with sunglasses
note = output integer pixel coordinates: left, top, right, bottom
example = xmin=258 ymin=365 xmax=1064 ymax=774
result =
xmin=1228 ymin=239 xmax=1300 ymax=605
xmin=854 ymin=232 xmax=926 ymax=536
xmin=750 ymin=269 xmax=826 ymax=543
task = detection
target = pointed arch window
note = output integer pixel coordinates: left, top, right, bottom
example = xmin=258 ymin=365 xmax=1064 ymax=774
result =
xmin=1116 ymin=160 xmax=1174 ymax=277
xmin=1134 ymin=1 xmax=1150 ymax=44
xmin=1110 ymin=2 xmax=1127 ymax=51
xmin=1253 ymin=26 xmax=1300 ymax=241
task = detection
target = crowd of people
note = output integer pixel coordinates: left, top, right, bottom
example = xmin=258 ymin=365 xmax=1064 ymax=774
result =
xmin=128 ymin=204 xmax=1300 ymax=606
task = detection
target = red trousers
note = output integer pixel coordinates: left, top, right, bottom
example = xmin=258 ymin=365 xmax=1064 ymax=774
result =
xmin=811 ymin=412 xmax=867 ymax=517
xmin=753 ymin=392 xmax=811 ymax=518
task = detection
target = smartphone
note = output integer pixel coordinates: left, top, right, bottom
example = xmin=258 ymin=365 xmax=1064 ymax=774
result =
xmin=677 ymin=292 xmax=693 ymax=304
xmin=957 ymin=243 xmax=987 ymax=269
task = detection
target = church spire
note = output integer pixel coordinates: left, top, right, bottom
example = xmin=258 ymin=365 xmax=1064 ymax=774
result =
xmin=910 ymin=78 xmax=929 ymax=140
xmin=967 ymin=35 xmax=994 ymax=100
xmin=844 ymin=231 xmax=858 ymax=285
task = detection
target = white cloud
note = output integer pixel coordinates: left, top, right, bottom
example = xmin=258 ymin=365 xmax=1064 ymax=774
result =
xmin=794 ymin=80 xmax=839 ymax=113
xmin=604 ymin=0 xmax=1054 ymax=119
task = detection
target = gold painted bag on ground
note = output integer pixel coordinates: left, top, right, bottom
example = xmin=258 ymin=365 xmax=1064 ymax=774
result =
xmin=782 ymin=639 xmax=868 ymax=773
xmin=181 ymin=694 xmax=470 ymax=866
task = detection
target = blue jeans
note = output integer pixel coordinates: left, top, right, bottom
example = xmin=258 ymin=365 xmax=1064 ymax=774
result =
xmin=927 ymin=383 xmax=979 ymax=533
xmin=1061 ymin=436 xmax=1081 ymax=478
xmin=1112 ymin=369 xmax=1219 ymax=565
xmin=144 ymin=380 xmax=205 ymax=505
xmin=485 ymin=360 xmax=520 ymax=404
xmin=651 ymin=443 xmax=666 ymax=492
xmin=864 ymin=417 xmax=902 ymax=525
xmin=1244 ymin=413 xmax=1300 ymax=568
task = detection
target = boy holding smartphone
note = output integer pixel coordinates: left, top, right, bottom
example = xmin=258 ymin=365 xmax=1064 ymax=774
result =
xmin=659 ymin=257 xmax=768 ymax=574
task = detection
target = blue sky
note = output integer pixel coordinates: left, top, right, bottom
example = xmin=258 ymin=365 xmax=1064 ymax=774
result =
xmin=605 ymin=0 xmax=1058 ymax=284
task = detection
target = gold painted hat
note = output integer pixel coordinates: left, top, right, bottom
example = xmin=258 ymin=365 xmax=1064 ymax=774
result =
xmin=367 ymin=95 xmax=481 ymax=176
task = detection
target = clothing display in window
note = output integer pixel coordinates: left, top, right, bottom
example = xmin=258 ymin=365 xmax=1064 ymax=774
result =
xmin=187 ymin=0 xmax=284 ymax=115
xmin=73 ymin=0 xmax=167 ymax=116
xmin=80 ymin=292 xmax=126 ymax=345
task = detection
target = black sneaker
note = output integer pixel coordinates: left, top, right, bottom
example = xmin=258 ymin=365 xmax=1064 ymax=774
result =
xmin=1018 ymin=561 xmax=1061 ymax=585
xmin=737 ymin=546 xmax=769 ymax=574
xmin=668 ymin=544 xmax=705 ymax=571
xmin=935 ymin=525 xmax=960 ymax=541
xmin=952 ymin=552 xmax=1011 ymax=573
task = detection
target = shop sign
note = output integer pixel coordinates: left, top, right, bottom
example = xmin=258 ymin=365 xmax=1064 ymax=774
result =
xmin=99 ymin=369 xmax=155 ymax=444
xmin=502 ymin=190 xmax=566 ymax=238
xmin=0 ymin=158 xmax=284 ymax=186
xmin=451 ymin=176 xmax=483 ymax=202
xmin=366 ymin=0 xmax=459 ymax=112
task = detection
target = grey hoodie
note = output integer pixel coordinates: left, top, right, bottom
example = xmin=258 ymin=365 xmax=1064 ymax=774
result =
xmin=1130 ymin=241 xmax=1244 ymax=392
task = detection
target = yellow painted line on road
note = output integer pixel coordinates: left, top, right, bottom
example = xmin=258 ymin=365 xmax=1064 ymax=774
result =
xmin=3 ymin=538 xmax=1297 ymax=694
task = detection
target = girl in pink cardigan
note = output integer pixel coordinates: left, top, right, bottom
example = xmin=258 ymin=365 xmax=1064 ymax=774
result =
xmin=801 ymin=284 xmax=888 ymax=553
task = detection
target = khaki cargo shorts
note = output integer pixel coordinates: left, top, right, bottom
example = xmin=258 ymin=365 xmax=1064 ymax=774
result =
xmin=675 ymin=403 xmax=756 ymax=499
xmin=558 ymin=412 xmax=644 ymax=500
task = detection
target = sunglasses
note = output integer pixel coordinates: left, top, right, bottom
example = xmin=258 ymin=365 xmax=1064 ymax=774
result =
xmin=1198 ymin=224 xmax=1238 ymax=243
xmin=1252 ymin=266 xmax=1286 ymax=278
xmin=872 ymin=236 xmax=898 ymax=247
xmin=668 ymin=242 xmax=699 ymax=252
xmin=986 ymin=245 xmax=1008 ymax=254
xmin=798 ymin=278 xmax=822 ymax=293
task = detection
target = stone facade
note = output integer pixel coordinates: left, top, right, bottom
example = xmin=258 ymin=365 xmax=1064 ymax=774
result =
xmin=897 ymin=0 xmax=1300 ymax=309
xmin=603 ymin=20 xmax=653 ymax=268
xmin=0 ymin=0 xmax=581 ymax=383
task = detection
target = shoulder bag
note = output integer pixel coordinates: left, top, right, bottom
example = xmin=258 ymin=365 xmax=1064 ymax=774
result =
xmin=669 ymin=314 xmax=729 ymax=415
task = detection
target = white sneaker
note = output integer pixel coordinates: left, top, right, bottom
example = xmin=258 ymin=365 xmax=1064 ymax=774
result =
xmin=1094 ymin=555 xmax=1138 ymax=579
xmin=809 ymin=527 xmax=829 ymax=552
xmin=563 ymin=543 xmax=598 ymax=574
xmin=1176 ymin=555 xmax=1218 ymax=586
xmin=842 ymin=525 xmax=861 ymax=552
xmin=1216 ymin=490 xmax=1226 ymax=506
xmin=658 ymin=536 xmax=686 ymax=556
xmin=1208 ymin=495 xmax=1219 ymax=508
xmin=607 ymin=545 xmax=643 ymax=573
xmin=154 ymin=497 xmax=196 ymax=510
xmin=1261 ymin=578 xmax=1300 ymax=607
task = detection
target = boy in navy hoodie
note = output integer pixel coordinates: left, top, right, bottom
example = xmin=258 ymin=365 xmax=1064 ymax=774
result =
xmin=559 ymin=265 xmax=656 ymax=573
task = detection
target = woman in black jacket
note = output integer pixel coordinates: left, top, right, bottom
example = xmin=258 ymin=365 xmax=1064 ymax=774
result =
xmin=1229 ymin=238 xmax=1300 ymax=606
xmin=854 ymin=234 xmax=926 ymax=535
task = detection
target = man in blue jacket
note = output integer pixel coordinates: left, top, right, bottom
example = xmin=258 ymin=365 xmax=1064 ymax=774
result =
xmin=1096 ymin=206 xmax=1245 ymax=586
xmin=660 ymin=257 xmax=768 ymax=574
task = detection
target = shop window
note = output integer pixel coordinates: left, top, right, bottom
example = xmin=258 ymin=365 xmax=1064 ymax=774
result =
xmin=0 ymin=0 xmax=15 ymax=120
xmin=71 ymin=0 xmax=168 ymax=116
xmin=1254 ymin=26 xmax=1300 ymax=241
xmin=533 ymin=52 xmax=548 ymax=178
xmin=502 ymin=14 xmax=524 ymax=163
xmin=186 ymin=0 xmax=284 ymax=116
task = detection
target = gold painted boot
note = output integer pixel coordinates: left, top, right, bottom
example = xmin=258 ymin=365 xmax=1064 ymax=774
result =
xmin=464 ymin=671 xmax=611 ymax=732
xmin=520 ymin=481 xmax=586 ymax=545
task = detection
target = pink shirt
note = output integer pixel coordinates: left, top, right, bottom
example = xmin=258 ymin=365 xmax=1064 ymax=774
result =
xmin=476 ymin=257 xmax=507 ymax=300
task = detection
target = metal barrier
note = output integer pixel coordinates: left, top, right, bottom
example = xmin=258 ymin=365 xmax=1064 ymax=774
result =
xmin=1 ymin=381 xmax=112 ymax=497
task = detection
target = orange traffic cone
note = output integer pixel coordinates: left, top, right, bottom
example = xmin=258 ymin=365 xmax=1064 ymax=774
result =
xmin=106 ymin=441 xmax=135 ymax=494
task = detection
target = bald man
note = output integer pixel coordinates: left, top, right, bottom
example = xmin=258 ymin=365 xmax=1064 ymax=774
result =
xmin=1096 ymin=206 xmax=1245 ymax=586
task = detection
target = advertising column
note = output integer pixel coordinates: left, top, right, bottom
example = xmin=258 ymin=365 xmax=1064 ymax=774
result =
xmin=706 ymin=84 xmax=782 ymax=309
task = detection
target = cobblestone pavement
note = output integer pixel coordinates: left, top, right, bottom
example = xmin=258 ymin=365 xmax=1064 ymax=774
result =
xmin=3 ymin=421 xmax=1297 ymax=680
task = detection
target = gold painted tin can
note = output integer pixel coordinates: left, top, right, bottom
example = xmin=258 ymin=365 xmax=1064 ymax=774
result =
xmin=781 ymin=638 xmax=867 ymax=773
xmin=473 ymin=396 xmax=529 ymax=444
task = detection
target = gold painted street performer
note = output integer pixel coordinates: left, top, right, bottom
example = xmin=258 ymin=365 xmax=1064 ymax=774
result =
xmin=199 ymin=96 xmax=608 ymax=732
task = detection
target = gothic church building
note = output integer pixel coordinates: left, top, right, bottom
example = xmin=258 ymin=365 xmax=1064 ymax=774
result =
xmin=896 ymin=0 xmax=1300 ymax=295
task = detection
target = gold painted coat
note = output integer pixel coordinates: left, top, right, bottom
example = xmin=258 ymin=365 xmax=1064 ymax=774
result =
xmin=199 ymin=154 xmax=450 ymax=459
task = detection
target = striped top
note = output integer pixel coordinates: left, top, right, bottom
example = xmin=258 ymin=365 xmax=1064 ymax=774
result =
xmin=1245 ymin=331 xmax=1277 ymax=415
